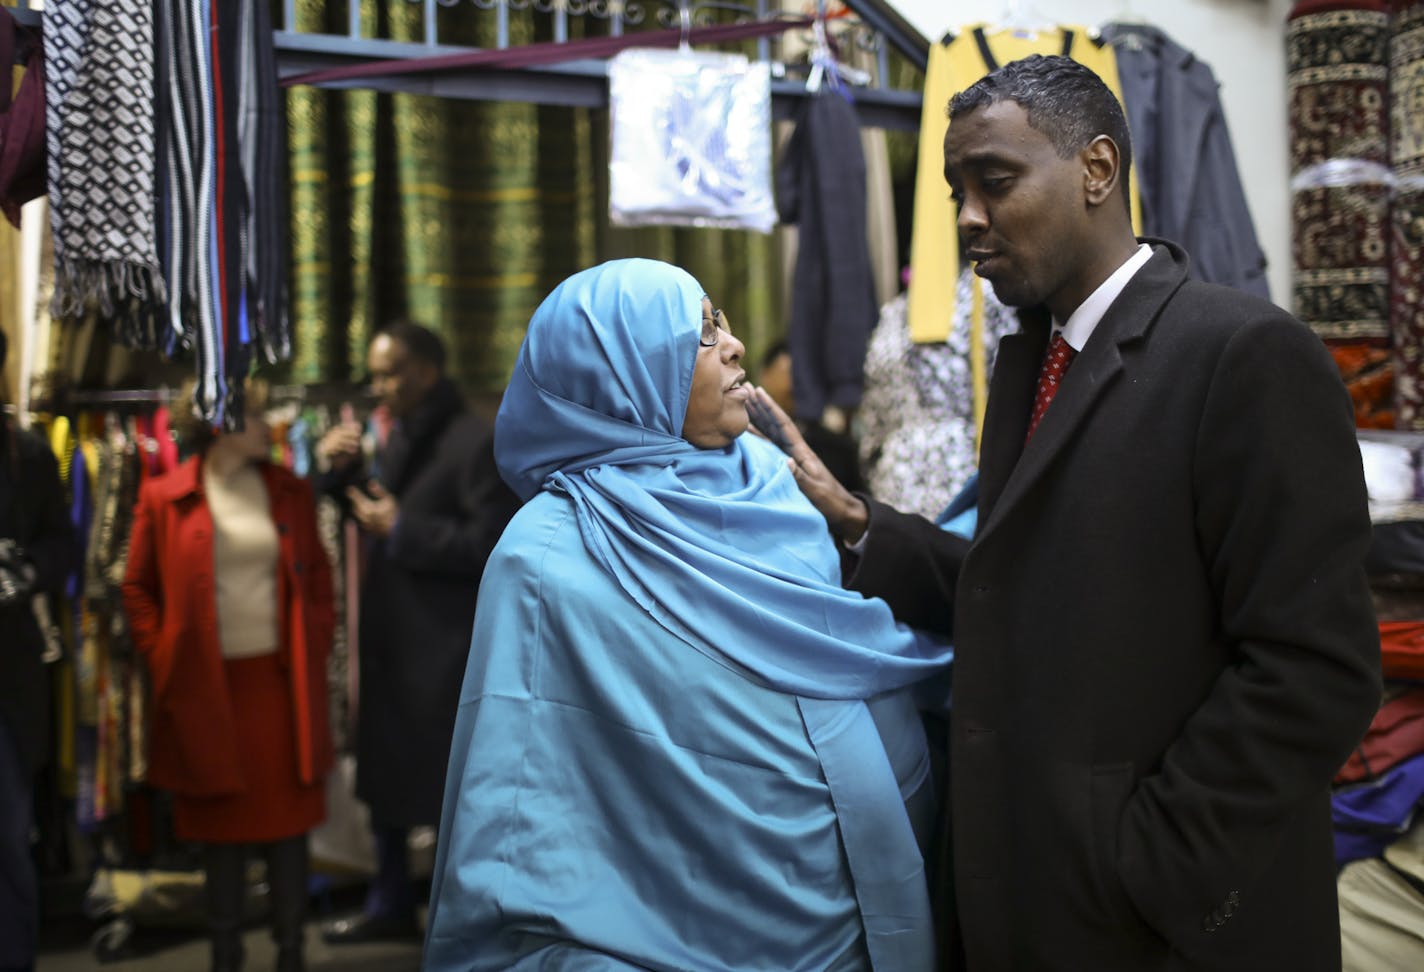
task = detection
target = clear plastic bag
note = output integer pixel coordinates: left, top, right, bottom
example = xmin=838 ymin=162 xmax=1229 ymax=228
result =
xmin=608 ymin=47 xmax=776 ymax=234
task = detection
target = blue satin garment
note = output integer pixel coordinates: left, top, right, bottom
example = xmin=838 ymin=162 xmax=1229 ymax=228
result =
xmin=425 ymin=259 xmax=953 ymax=971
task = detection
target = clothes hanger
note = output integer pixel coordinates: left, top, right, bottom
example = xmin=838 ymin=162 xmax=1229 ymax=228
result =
xmin=805 ymin=4 xmax=869 ymax=95
xmin=1101 ymin=1 xmax=1151 ymax=52
xmin=989 ymin=0 xmax=1055 ymax=41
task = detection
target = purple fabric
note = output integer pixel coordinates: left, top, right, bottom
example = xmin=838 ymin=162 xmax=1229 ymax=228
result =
xmin=1333 ymin=751 xmax=1424 ymax=867
xmin=0 ymin=8 xmax=46 ymax=228
xmin=1334 ymin=826 xmax=1395 ymax=867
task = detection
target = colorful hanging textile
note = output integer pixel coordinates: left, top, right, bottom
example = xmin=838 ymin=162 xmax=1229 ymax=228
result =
xmin=1287 ymin=0 xmax=1394 ymax=427
xmin=1391 ymin=0 xmax=1424 ymax=428
xmin=858 ymin=273 xmax=1017 ymax=520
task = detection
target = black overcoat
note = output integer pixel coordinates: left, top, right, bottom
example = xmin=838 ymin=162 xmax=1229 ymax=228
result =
xmin=336 ymin=381 xmax=519 ymax=828
xmin=851 ymin=242 xmax=1380 ymax=970
xmin=0 ymin=419 xmax=74 ymax=776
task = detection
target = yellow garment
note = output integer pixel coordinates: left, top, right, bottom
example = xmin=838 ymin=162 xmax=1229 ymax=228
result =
xmin=54 ymin=658 xmax=75 ymax=796
xmin=0 ymin=221 xmax=18 ymax=401
xmin=908 ymin=25 xmax=1143 ymax=346
xmin=48 ymin=415 xmax=73 ymax=482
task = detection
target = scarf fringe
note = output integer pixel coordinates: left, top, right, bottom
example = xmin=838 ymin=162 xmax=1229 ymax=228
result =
xmin=51 ymin=258 xmax=170 ymax=353
xmin=50 ymin=258 xmax=169 ymax=322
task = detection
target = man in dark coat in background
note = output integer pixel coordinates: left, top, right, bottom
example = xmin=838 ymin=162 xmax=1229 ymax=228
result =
xmin=317 ymin=321 xmax=519 ymax=943
xmin=0 ymin=329 xmax=74 ymax=972
xmin=752 ymin=55 xmax=1380 ymax=971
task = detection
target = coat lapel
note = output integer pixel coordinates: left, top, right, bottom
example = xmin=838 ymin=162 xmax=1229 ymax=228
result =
xmin=974 ymin=243 xmax=1189 ymax=548
xmin=975 ymin=315 xmax=1047 ymax=526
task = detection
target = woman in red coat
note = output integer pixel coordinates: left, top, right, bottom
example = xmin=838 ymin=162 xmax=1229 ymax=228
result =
xmin=122 ymin=382 xmax=335 ymax=972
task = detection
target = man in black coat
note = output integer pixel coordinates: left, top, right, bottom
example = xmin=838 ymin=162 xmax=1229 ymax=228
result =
xmin=1 ymin=330 xmax=74 ymax=972
xmin=752 ymin=55 xmax=1380 ymax=970
xmin=317 ymin=322 xmax=519 ymax=943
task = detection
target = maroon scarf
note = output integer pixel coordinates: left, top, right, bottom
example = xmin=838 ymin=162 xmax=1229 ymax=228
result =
xmin=0 ymin=8 xmax=45 ymax=228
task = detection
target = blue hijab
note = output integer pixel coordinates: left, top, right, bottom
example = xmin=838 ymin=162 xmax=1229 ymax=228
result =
xmin=495 ymin=258 xmax=948 ymax=700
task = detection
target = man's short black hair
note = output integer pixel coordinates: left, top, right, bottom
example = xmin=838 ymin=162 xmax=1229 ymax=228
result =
xmin=948 ymin=54 xmax=1133 ymax=213
xmin=373 ymin=319 xmax=447 ymax=372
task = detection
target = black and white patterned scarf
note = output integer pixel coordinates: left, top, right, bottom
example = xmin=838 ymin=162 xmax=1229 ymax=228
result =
xmin=44 ymin=0 xmax=165 ymax=338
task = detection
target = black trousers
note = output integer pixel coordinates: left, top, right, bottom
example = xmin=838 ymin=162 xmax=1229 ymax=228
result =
xmin=205 ymin=835 xmax=309 ymax=971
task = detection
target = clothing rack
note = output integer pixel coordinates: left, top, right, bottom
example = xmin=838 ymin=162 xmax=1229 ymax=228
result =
xmin=6 ymin=0 xmax=927 ymax=131
xmin=28 ymin=383 xmax=375 ymax=413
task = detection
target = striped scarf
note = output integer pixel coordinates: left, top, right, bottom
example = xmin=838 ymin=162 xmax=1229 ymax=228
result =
xmin=44 ymin=0 xmax=166 ymax=336
xmin=156 ymin=0 xmax=290 ymax=426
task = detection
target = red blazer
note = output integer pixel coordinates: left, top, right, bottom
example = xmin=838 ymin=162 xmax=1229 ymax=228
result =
xmin=122 ymin=457 xmax=335 ymax=797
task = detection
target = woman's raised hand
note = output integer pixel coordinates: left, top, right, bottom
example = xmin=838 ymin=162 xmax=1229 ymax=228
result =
xmin=747 ymin=387 xmax=869 ymax=544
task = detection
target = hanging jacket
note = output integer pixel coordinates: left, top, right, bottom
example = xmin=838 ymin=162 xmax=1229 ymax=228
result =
xmin=776 ymin=90 xmax=878 ymax=419
xmin=1100 ymin=21 xmax=1270 ymax=300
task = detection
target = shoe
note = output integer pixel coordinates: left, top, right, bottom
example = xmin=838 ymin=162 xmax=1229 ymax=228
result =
xmin=276 ymin=946 xmax=306 ymax=972
xmin=210 ymin=935 xmax=245 ymax=972
xmin=320 ymin=912 xmax=421 ymax=945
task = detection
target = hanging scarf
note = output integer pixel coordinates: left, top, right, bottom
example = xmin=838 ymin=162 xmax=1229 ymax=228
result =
xmin=496 ymin=258 xmax=949 ymax=699
xmin=236 ymin=0 xmax=289 ymax=364
xmin=44 ymin=0 xmax=165 ymax=333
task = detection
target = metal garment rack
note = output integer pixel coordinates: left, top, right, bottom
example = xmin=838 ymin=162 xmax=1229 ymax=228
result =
xmin=7 ymin=0 xmax=927 ymax=130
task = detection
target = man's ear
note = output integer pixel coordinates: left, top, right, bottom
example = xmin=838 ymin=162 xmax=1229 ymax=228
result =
xmin=1082 ymin=135 xmax=1121 ymax=208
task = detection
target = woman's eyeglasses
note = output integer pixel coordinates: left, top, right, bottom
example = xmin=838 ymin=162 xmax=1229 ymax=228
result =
xmin=700 ymin=307 xmax=731 ymax=348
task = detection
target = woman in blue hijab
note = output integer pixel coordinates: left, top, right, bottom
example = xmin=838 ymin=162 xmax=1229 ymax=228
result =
xmin=425 ymin=259 xmax=953 ymax=971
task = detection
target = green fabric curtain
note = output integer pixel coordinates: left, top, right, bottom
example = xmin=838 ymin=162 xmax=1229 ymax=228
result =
xmin=281 ymin=3 xmax=784 ymax=396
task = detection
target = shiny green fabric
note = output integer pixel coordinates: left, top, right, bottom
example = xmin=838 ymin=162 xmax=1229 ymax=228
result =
xmin=283 ymin=4 xmax=782 ymax=394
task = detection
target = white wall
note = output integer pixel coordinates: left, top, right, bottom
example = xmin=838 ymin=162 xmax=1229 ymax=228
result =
xmin=889 ymin=0 xmax=1297 ymax=307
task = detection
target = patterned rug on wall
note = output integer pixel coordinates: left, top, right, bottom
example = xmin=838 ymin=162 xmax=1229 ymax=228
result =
xmin=1288 ymin=0 xmax=1395 ymax=427
xmin=1392 ymin=0 xmax=1424 ymax=428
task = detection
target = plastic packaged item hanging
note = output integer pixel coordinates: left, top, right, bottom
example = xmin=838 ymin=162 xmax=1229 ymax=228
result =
xmin=608 ymin=46 xmax=776 ymax=234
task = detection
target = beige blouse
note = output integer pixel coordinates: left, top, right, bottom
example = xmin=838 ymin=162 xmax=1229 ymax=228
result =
xmin=203 ymin=462 xmax=280 ymax=659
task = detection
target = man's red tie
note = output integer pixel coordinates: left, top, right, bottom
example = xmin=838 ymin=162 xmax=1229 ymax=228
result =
xmin=1025 ymin=332 xmax=1077 ymax=443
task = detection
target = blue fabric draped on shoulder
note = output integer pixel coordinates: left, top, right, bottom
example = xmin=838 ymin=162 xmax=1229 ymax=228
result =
xmin=427 ymin=259 xmax=952 ymax=971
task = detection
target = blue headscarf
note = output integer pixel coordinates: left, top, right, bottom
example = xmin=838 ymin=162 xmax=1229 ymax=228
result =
xmin=496 ymin=258 xmax=947 ymax=700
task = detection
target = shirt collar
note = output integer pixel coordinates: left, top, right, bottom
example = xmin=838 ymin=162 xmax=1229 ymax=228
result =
xmin=1055 ymin=243 xmax=1154 ymax=351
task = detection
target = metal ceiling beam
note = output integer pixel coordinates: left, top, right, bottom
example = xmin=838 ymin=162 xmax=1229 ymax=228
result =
xmin=274 ymin=30 xmax=922 ymax=131
xmin=838 ymin=0 xmax=928 ymax=71
xmin=8 ymin=2 xmax=926 ymax=129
